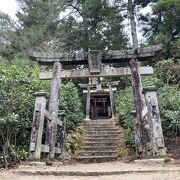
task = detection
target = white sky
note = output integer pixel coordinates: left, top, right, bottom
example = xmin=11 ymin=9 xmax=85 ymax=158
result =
xmin=0 ymin=0 xmax=151 ymax=45
xmin=0 ymin=0 xmax=18 ymax=19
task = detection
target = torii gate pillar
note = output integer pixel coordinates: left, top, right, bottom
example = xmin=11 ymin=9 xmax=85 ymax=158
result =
xmin=48 ymin=62 xmax=62 ymax=159
xmin=85 ymin=85 xmax=91 ymax=120
xmin=109 ymin=83 xmax=115 ymax=119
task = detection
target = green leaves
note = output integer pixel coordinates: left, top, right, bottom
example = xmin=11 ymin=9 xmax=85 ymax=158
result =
xmin=0 ymin=57 xmax=42 ymax=155
xmin=115 ymin=59 xmax=180 ymax=146
xmin=60 ymin=82 xmax=84 ymax=131
xmin=141 ymin=0 xmax=180 ymax=58
xmin=154 ymin=59 xmax=180 ymax=85
xmin=158 ymin=85 xmax=180 ymax=134
xmin=115 ymin=87 xmax=135 ymax=145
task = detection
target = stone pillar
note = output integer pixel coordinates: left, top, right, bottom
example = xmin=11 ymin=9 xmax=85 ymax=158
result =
xmin=143 ymin=86 xmax=166 ymax=156
xmin=131 ymin=110 xmax=141 ymax=154
xmin=58 ymin=110 xmax=66 ymax=156
xmin=85 ymin=85 xmax=91 ymax=120
xmin=48 ymin=62 xmax=62 ymax=160
xmin=29 ymin=91 xmax=47 ymax=160
xmin=109 ymin=84 xmax=115 ymax=119
xmin=129 ymin=58 xmax=151 ymax=155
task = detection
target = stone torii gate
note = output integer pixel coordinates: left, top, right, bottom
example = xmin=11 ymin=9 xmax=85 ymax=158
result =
xmin=28 ymin=44 xmax=166 ymax=160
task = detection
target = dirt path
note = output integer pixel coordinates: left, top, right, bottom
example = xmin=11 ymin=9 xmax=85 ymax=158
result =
xmin=1 ymin=161 xmax=180 ymax=180
xmin=1 ymin=172 xmax=180 ymax=180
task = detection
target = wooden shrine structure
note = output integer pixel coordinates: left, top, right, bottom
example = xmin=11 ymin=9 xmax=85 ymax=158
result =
xmin=28 ymin=44 xmax=166 ymax=160
xmin=79 ymin=81 xmax=120 ymax=120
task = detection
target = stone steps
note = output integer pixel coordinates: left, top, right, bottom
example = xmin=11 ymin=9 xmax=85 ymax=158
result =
xmin=83 ymin=142 xmax=118 ymax=146
xmin=84 ymin=134 xmax=120 ymax=139
xmin=85 ymin=131 xmax=121 ymax=135
xmin=75 ymin=119 xmax=122 ymax=163
xmin=77 ymin=156 xmax=117 ymax=163
xmin=84 ymin=138 xmax=119 ymax=143
xmin=84 ymin=124 xmax=115 ymax=127
xmin=78 ymin=151 xmax=117 ymax=156
xmin=85 ymin=128 xmax=120 ymax=131
xmin=82 ymin=146 xmax=118 ymax=151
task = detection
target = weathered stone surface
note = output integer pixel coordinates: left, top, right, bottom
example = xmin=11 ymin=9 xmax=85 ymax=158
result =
xmin=29 ymin=44 xmax=162 ymax=65
xmin=88 ymin=50 xmax=102 ymax=74
xmin=75 ymin=119 xmax=123 ymax=163
xmin=143 ymin=86 xmax=166 ymax=156
xmin=85 ymin=85 xmax=91 ymax=120
xmin=39 ymin=66 xmax=154 ymax=80
xmin=109 ymin=84 xmax=115 ymax=119
xmin=29 ymin=91 xmax=47 ymax=160
xmin=129 ymin=57 xmax=151 ymax=155
xmin=48 ymin=62 xmax=62 ymax=160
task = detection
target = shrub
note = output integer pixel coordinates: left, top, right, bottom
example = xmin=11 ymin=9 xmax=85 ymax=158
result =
xmin=60 ymin=81 xmax=84 ymax=131
xmin=157 ymin=85 xmax=180 ymax=135
xmin=115 ymin=87 xmax=135 ymax=145
xmin=154 ymin=59 xmax=180 ymax=85
xmin=0 ymin=57 xmax=41 ymax=166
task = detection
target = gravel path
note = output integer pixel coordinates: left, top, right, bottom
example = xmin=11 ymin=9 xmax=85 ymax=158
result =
xmin=1 ymin=161 xmax=180 ymax=180
xmin=1 ymin=172 xmax=180 ymax=180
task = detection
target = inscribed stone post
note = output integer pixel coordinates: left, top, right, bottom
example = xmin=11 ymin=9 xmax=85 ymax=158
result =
xmin=143 ymin=86 xmax=166 ymax=156
xmin=29 ymin=91 xmax=47 ymax=160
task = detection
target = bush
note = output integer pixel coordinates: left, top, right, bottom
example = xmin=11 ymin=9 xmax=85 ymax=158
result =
xmin=115 ymin=87 xmax=135 ymax=145
xmin=0 ymin=57 xmax=41 ymax=166
xmin=0 ymin=57 xmax=85 ymax=166
xmin=157 ymin=85 xmax=180 ymax=135
xmin=154 ymin=59 xmax=180 ymax=85
xmin=60 ymin=81 xmax=84 ymax=131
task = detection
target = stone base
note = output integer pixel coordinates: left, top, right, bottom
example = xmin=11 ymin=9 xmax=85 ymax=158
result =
xmin=134 ymin=158 xmax=175 ymax=164
xmin=85 ymin=118 xmax=91 ymax=121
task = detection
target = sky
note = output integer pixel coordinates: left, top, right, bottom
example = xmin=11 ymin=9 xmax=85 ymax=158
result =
xmin=0 ymin=0 xmax=151 ymax=44
xmin=0 ymin=0 xmax=18 ymax=20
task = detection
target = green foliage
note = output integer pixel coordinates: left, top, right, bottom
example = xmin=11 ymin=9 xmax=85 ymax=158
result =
xmin=65 ymin=125 xmax=84 ymax=155
xmin=59 ymin=0 xmax=128 ymax=51
xmin=154 ymin=59 xmax=180 ymax=85
xmin=115 ymin=59 xmax=180 ymax=146
xmin=0 ymin=57 xmax=42 ymax=166
xmin=16 ymin=0 xmax=64 ymax=52
xmin=60 ymin=81 xmax=84 ymax=131
xmin=0 ymin=57 xmax=85 ymax=165
xmin=117 ymin=147 xmax=131 ymax=158
xmin=0 ymin=12 xmax=17 ymax=59
xmin=0 ymin=58 xmax=40 ymax=141
xmin=141 ymin=0 xmax=180 ymax=58
xmin=157 ymin=85 xmax=180 ymax=135
xmin=115 ymin=87 xmax=135 ymax=145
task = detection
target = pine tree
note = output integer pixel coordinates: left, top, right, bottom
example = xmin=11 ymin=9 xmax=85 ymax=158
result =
xmin=140 ymin=0 xmax=180 ymax=58
xmin=16 ymin=0 xmax=64 ymax=52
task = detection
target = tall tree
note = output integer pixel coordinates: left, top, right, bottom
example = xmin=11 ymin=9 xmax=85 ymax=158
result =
xmin=16 ymin=0 xmax=65 ymax=52
xmin=63 ymin=0 xmax=128 ymax=51
xmin=140 ymin=0 xmax=180 ymax=58
xmin=0 ymin=12 xmax=18 ymax=59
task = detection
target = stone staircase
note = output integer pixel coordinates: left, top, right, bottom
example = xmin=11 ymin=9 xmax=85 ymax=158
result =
xmin=76 ymin=119 xmax=122 ymax=163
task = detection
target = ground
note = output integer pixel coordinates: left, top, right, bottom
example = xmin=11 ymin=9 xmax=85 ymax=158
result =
xmin=165 ymin=135 xmax=180 ymax=159
xmin=1 ymin=161 xmax=180 ymax=180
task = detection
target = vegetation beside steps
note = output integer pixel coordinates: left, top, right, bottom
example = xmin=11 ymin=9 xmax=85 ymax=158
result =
xmin=74 ymin=119 xmax=127 ymax=163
